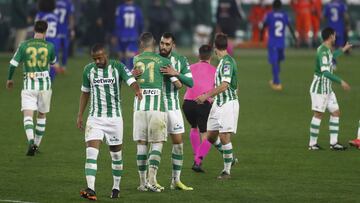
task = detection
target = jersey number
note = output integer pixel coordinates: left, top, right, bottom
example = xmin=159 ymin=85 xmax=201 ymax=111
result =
xmin=330 ymin=8 xmax=338 ymax=21
xmin=26 ymin=47 xmax=48 ymax=68
xmin=47 ymin=22 xmax=57 ymax=38
xmin=123 ymin=13 xmax=135 ymax=28
xmin=135 ymin=61 xmax=155 ymax=83
xmin=275 ymin=20 xmax=284 ymax=37
xmin=55 ymin=8 xmax=67 ymax=24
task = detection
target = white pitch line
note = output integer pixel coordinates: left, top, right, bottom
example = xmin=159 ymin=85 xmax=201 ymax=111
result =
xmin=0 ymin=200 xmax=38 ymax=203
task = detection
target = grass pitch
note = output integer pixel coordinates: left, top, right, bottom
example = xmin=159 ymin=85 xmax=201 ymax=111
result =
xmin=0 ymin=49 xmax=359 ymax=203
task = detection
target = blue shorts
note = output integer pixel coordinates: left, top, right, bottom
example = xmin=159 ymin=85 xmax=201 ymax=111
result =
xmin=268 ymin=47 xmax=284 ymax=64
xmin=118 ymin=40 xmax=138 ymax=53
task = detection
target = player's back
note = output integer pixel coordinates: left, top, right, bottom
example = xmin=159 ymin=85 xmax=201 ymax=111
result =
xmin=14 ymin=38 xmax=55 ymax=90
xmin=265 ymin=11 xmax=289 ymax=48
xmin=35 ymin=12 xmax=59 ymax=41
xmin=115 ymin=3 xmax=143 ymax=40
xmin=324 ymin=1 xmax=346 ymax=31
xmin=55 ymin=0 xmax=74 ymax=37
xmin=133 ymin=51 xmax=170 ymax=111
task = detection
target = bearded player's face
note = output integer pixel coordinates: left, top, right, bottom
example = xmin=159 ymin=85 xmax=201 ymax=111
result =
xmin=159 ymin=37 xmax=174 ymax=57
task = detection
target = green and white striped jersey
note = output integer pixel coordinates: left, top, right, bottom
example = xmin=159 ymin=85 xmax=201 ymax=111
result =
xmin=81 ymin=60 xmax=135 ymax=118
xmin=133 ymin=51 xmax=171 ymax=112
xmin=164 ymin=52 xmax=193 ymax=110
xmin=310 ymin=44 xmax=340 ymax=94
xmin=215 ymin=55 xmax=238 ymax=106
xmin=10 ymin=39 xmax=56 ymax=90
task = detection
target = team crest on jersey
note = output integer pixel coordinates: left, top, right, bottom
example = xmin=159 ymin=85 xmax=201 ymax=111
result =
xmin=93 ymin=78 xmax=115 ymax=85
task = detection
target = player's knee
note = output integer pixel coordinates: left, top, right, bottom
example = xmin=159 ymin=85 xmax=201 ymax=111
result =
xmin=331 ymin=110 xmax=340 ymax=117
xmin=313 ymin=111 xmax=323 ymax=119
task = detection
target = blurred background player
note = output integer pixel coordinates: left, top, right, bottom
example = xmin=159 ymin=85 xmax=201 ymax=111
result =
xmin=349 ymin=120 xmax=360 ymax=149
xmin=182 ymin=45 xmax=216 ymax=170
xmin=196 ymin=33 xmax=239 ymax=180
xmin=132 ymin=32 xmax=181 ymax=192
xmin=192 ymin=0 xmax=213 ymax=55
xmin=6 ymin=20 xmax=56 ymax=156
xmin=55 ymin=0 xmax=75 ymax=73
xmin=308 ymin=27 xmax=351 ymax=150
xmin=158 ymin=32 xmax=194 ymax=191
xmin=36 ymin=0 xmax=60 ymax=81
xmin=291 ymin=0 xmax=312 ymax=47
xmin=248 ymin=0 xmax=270 ymax=44
xmin=323 ymin=0 xmax=349 ymax=48
xmin=11 ymin=0 xmax=32 ymax=51
xmin=261 ymin=0 xmax=297 ymax=91
xmin=311 ymin=0 xmax=322 ymax=46
xmin=113 ymin=0 xmax=144 ymax=70
xmin=216 ymin=0 xmax=246 ymax=56
xmin=77 ymin=44 xmax=141 ymax=200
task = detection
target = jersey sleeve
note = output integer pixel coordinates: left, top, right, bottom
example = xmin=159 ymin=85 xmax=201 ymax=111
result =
xmin=319 ymin=51 xmax=331 ymax=72
xmin=49 ymin=43 xmax=57 ymax=64
xmin=10 ymin=43 xmax=24 ymax=67
xmin=221 ymin=60 xmax=234 ymax=83
xmin=178 ymin=56 xmax=194 ymax=87
xmin=81 ymin=66 xmax=91 ymax=92
xmin=117 ymin=61 xmax=136 ymax=86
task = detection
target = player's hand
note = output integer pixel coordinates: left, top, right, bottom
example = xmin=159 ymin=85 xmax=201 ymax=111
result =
xmin=131 ymin=69 xmax=143 ymax=77
xmin=195 ymin=94 xmax=208 ymax=104
xmin=6 ymin=80 xmax=14 ymax=89
xmin=160 ymin=65 xmax=179 ymax=76
xmin=77 ymin=115 xmax=84 ymax=131
xmin=342 ymin=42 xmax=352 ymax=52
xmin=136 ymin=90 xmax=143 ymax=101
xmin=341 ymin=80 xmax=351 ymax=91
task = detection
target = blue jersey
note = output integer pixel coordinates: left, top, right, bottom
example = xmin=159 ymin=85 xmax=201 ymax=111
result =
xmin=324 ymin=1 xmax=347 ymax=33
xmin=115 ymin=3 xmax=143 ymax=41
xmin=263 ymin=11 xmax=290 ymax=48
xmin=55 ymin=0 xmax=75 ymax=37
xmin=35 ymin=12 xmax=59 ymax=42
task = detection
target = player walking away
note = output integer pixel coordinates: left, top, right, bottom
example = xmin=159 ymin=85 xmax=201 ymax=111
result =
xmin=132 ymin=32 xmax=182 ymax=192
xmin=182 ymin=45 xmax=216 ymax=171
xmin=77 ymin=44 xmax=141 ymax=200
xmin=158 ymin=32 xmax=194 ymax=191
xmin=349 ymin=120 xmax=360 ymax=149
xmin=6 ymin=20 xmax=56 ymax=156
xmin=113 ymin=0 xmax=144 ymax=70
xmin=261 ymin=0 xmax=297 ymax=91
xmin=308 ymin=27 xmax=352 ymax=151
xmin=195 ymin=33 xmax=239 ymax=180
xmin=36 ymin=0 xmax=61 ymax=81
xmin=55 ymin=0 xmax=75 ymax=73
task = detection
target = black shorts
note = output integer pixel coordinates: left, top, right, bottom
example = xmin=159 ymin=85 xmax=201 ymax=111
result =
xmin=182 ymin=100 xmax=212 ymax=133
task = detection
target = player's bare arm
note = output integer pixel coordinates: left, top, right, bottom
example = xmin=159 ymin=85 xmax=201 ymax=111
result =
xmin=195 ymin=82 xmax=229 ymax=104
xmin=77 ymin=92 xmax=90 ymax=130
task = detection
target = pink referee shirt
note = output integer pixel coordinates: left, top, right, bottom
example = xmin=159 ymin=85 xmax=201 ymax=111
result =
xmin=184 ymin=61 xmax=216 ymax=101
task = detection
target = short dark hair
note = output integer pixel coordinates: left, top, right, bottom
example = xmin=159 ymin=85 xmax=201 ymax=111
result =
xmin=273 ymin=0 xmax=282 ymax=9
xmin=161 ymin=32 xmax=176 ymax=43
xmin=91 ymin=43 xmax=105 ymax=53
xmin=38 ymin=0 xmax=55 ymax=12
xmin=321 ymin=27 xmax=335 ymax=41
xmin=139 ymin=32 xmax=155 ymax=48
xmin=214 ymin=33 xmax=228 ymax=50
xmin=34 ymin=20 xmax=48 ymax=33
xmin=199 ymin=45 xmax=213 ymax=60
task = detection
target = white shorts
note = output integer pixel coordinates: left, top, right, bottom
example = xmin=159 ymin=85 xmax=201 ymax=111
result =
xmin=85 ymin=116 xmax=123 ymax=145
xmin=167 ymin=110 xmax=185 ymax=134
xmin=133 ymin=111 xmax=167 ymax=142
xmin=207 ymin=100 xmax=239 ymax=133
xmin=310 ymin=92 xmax=339 ymax=113
xmin=21 ymin=90 xmax=52 ymax=113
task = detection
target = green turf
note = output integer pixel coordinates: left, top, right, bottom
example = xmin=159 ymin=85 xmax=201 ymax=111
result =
xmin=0 ymin=49 xmax=359 ymax=203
